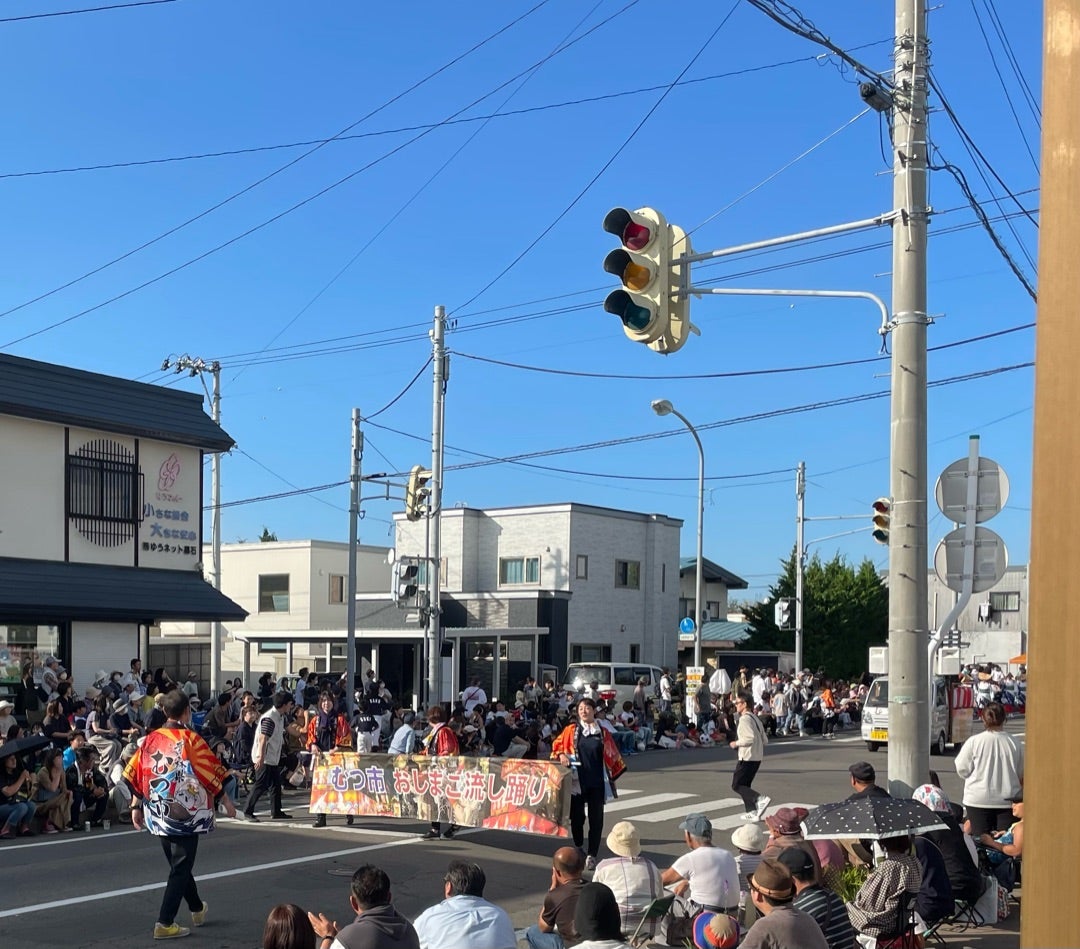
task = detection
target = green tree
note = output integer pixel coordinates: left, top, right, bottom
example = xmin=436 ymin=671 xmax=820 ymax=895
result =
xmin=259 ymin=527 xmax=278 ymax=543
xmin=742 ymin=550 xmax=888 ymax=679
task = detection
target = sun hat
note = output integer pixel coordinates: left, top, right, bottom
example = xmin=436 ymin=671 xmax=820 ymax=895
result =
xmin=748 ymin=858 xmax=795 ymax=900
xmin=693 ymin=912 xmax=740 ymax=949
xmin=730 ymin=822 xmax=766 ymax=853
xmin=765 ymin=806 xmax=809 ymax=836
xmin=112 ymin=698 xmax=130 ymax=714
xmin=606 ymin=821 xmax=641 ymax=858
xmin=0 ymin=700 xmax=14 ymax=713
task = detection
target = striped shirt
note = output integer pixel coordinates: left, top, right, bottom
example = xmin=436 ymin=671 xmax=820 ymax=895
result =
xmin=794 ymin=885 xmax=856 ymax=949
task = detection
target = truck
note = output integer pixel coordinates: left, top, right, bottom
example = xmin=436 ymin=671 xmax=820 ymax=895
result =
xmin=860 ymin=674 xmax=974 ymax=755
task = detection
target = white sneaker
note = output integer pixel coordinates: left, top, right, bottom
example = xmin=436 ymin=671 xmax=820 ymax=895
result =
xmin=741 ymin=811 xmax=758 ymax=821
xmin=754 ymin=795 xmax=772 ymax=820
xmin=585 ymin=855 xmax=597 ymax=871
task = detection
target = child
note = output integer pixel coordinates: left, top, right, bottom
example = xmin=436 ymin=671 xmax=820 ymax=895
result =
xmin=730 ymin=823 xmax=766 ymax=912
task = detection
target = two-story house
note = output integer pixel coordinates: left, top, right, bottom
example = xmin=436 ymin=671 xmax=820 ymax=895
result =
xmin=0 ymin=354 xmax=246 ymax=702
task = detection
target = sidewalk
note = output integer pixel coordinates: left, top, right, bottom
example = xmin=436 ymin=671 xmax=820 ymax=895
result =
xmin=935 ymin=891 xmax=1020 ymax=949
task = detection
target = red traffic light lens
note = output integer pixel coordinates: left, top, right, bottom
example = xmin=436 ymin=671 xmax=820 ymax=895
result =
xmin=622 ymin=221 xmax=652 ymax=251
xmin=872 ymin=498 xmax=890 ymax=513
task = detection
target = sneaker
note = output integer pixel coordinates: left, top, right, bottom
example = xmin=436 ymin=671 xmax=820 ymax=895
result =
xmin=585 ymin=855 xmax=597 ymax=871
xmin=271 ymin=811 xmax=292 ymax=820
xmin=241 ymin=812 xmax=260 ymax=823
xmin=421 ymin=829 xmax=442 ymax=840
xmin=740 ymin=811 xmax=759 ymax=821
xmin=312 ymin=815 xmax=327 ymax=828
xmin=754 ymin=795 xmax=772 ymax=820
xmin=153 ymin=923 xmax=191 ymax=940
xmin=191 ymin=902 xmax=208 ymax=927
xmin=43 ymin=822 xmax=59 ymax=835
xmin=442 ymin=825 xmax=458 ymax=840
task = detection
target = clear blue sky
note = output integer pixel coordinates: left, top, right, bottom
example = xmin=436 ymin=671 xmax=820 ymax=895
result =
xmin=1 ymin=0 xmax=1039 ymax=602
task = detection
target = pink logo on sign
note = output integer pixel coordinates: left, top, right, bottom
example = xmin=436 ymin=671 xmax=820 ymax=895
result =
xmin=158 ymin=453 xmax=181 ymax=491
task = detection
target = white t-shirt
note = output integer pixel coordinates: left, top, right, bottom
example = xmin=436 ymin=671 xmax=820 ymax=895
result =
xmin=669 ymin=846 xmax=740 ymax=910
xmin=461 ymin=685 xmax=487 ymax=714
xmin=660 ymin=676 xmax=672 ymax=701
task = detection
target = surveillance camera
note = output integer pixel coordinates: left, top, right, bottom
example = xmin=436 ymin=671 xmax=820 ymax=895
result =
xmin=859 ymin=82 xmax=894 ymax=114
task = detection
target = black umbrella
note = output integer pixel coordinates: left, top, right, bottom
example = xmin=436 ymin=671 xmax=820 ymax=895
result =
xmin=801 ymin=795 xmax=948 ymax=841
xmin=0 ymin=734 xmax=51 ymax=760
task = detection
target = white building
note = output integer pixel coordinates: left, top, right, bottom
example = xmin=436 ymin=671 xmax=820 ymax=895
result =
xmin=0 ymin=354 xmax=245 ymax=706
xmin=928 ymin=564 xmax=1028 ymax=666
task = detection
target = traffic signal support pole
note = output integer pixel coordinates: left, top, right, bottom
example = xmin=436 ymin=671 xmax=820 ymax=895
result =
xmin=426 ymin=305 xmax=447 ymax=708
xmin=346 ymin=408 xmax=362 ymax=718
xmin=795 ymin=461 xmax=805 ymax=674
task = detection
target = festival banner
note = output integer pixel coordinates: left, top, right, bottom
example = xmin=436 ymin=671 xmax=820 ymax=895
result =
xmin=309 ymin=753 xmax=572 ymax=836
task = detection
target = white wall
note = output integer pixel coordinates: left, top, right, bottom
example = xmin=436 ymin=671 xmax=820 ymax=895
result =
xmin=0 ymin=415 xmax=65 ymax=561
xmin=137 ymin=438 xmax=202 ymax=571
xmin=71 ymin=621 xmax=138 ymax=695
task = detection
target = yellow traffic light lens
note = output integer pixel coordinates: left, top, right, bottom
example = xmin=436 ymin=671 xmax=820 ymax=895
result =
xmin=623 ymin=261 xmax=652 ymax=291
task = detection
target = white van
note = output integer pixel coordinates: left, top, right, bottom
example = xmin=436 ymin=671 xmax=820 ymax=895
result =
xmin=562 ymin=663 xmax=665 ymax=708
xmin=861 ymin=675 xmax=973 ymax=755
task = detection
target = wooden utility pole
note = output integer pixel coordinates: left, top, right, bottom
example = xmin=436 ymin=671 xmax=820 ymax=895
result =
xmin=1023 ymin=3 xmax=1079 ymax=946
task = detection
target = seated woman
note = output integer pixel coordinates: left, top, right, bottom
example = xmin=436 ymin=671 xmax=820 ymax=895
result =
xmin=846 ymin=835 xmax=923 ymax=942
xmin=593 ymin=821 xmax=664 ymax=938
xmin=0 ymin=753 xmax=37 ymax=838
xmin=42 ymin=700 xmax=73 ymax=749
xmin=913 ymin=783 xmax=983 ymax=905
xmin=979 ymin=791 xmax=1023 ymax=891
xmin=33 ymin=748 xmax=72 ymax=833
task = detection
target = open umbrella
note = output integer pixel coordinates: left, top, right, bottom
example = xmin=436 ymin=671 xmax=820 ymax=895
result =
xmin=0 ymin=734 xmax=51 ymax=760
xmin=801 ymin=795 xmax=948 ymax=841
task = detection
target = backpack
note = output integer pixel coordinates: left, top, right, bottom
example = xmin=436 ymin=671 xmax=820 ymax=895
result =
xmin=788 ymin=688 xmax=804 ymax=713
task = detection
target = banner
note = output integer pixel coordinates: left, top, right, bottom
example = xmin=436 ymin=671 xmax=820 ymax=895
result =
xmin=309 ymin=753 xmax=572 ymax=837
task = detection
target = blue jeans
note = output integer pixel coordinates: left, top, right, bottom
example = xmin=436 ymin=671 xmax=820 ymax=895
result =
xmin=525 ymin=925 xmax=564 ymax=949
xmin=0 ymin=800 xmax=36 ymax=830
xmin=222 ymin=774 xmax=239 ymax=804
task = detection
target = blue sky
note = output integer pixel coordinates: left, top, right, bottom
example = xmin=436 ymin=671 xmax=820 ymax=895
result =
xmin=1 ymin=0 xmax=1039 ymax=602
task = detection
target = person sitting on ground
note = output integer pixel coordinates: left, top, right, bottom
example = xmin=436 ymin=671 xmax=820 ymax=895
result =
xmin=0 ymin=752 xmax=38 ymax=838
xmin=661 ymin=812 xmax=741 ymax=915
xmin=262 ymin=903 xmax=317 ymax=949
xmin=738 ymin=858 xmax=828 ymax=949
xmin=912 ymin=783 xmax=982 ymax=905
xmin=492 ymin=713 xmax=530 ymax=758
xmin=777 ymin=847 xmax=854 ymax=949
xmin=593 ymin=821 xmax=664 ymax=939
xmin=145 ymin=691 xmax=168 ymax=733
xmin=62 ymin=730 xmax=87 ymax=769
xmin=845 ymin=835 xmax=923 ymax=941
xmin=412 ymin=860 xmax=516 ymax=949
xmin=109 ymin=696 xmax=142 ymax=744
xmin=308 ymin=863 xmax=420 ymax=949
xmin=572 ymin=882 xmax=634 ymax=949
xmin=33 ymin=747 xmax=73 ymax=834
xmin=979 ymin=791 xmax=1023 ymax=891
xmin=761 ymin=807 xmax=812 ymax=861
xmin=65 ymin=745 xmax=109 ymax=830
xmin=206 ymin=692 xmax=240 ymax=740
xmin=525 ymin=846 xmax=587 ymax=949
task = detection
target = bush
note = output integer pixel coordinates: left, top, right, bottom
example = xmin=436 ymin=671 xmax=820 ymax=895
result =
xmin=836 ymin=863 xmax=870 ymax=903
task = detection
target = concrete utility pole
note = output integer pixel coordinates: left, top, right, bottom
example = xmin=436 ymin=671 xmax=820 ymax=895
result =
xmin=886 ymin=0 xmax=931 ymax=795
xmin=346 ymin=409 xmax=363 ymax=718
xmin=426 ymin=305 xmax=448 ymax=707
xmin=795 ymin=461 xmax=805 ymax=674
xmin=1023 ymin=2 xmax=1078 ymax=944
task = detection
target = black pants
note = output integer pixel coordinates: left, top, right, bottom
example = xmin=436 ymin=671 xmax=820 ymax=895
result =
xmin=823 ymin=715 xmax=837 ymax=736
xmin=731 ymin=759 xmax=762 ymax=812
xmin=570 ymin=785 xmax=605 ymax=857
xmin=159 ymin=834 xmax=202 ymax=926
xmin=243 ymin=763 xmax=283 ymax=816
xmin=965 ymin=805 xmax=1012 ymax=837
xmin=70 ymin=787 xmax=108 ymax=827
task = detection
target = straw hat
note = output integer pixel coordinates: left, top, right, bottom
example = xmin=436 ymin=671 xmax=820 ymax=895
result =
xmin=606 ymin=821 xmax=641 ymax=858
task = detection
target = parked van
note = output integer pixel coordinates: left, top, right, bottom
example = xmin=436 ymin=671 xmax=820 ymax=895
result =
xmin=861 ymin=675 xmax=973 ymax=755
xmin=562 ymin=663 xmax=665 ymax=708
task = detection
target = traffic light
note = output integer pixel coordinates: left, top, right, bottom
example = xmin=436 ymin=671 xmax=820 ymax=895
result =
xmin=774 ymin=597 xmax=794 ymax=630
xmin=602 ymin=206 xmax=694 ymax=354
xmin=393 ymin=558 xmax=420 ymax=608
xmin=405 ymin=465 xmax=432 ymax=521
xmin=871 ymin=497 xmax=891 ymax=545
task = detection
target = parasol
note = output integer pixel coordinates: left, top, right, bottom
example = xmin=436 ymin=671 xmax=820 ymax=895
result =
xmin=0 ymin=734 xmax=51 ymax=760
xmin=801 ymin=795 xmax=948 ymax=841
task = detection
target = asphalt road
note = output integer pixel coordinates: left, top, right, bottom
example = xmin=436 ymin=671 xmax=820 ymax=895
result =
xmin=0 ymin=721 xmax=1020 ymax=948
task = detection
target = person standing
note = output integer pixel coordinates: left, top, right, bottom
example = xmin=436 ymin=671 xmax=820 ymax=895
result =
xmin=729 ymin=692 xmax=770 ymax=821
xmin=461 ymin=679 xmax=488 ymax=715
xmin=308 ymin=691 xmax=354 ymax=828
xmin=123 ymin=689 xmax=236 ymax=940
xmin=420 ymin=705 xmax=460 ymax=840
xmin=954 ymin=702 xmax=1023 ymax=835
xmin=242 ymin=691 xmax=294 ymax=822
xmin=551 ymin=697 xmax=627 ymax=870
xmin=658 ymin=669 xmax=673 ymax=714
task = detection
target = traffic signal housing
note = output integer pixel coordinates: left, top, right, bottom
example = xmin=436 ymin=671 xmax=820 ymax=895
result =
xmin=393 ymin=558 xmax=420 ymax=608
xmin=602 ymin=206 xmax=693 ymax=354
xmin=405 ymin=465 xmax=432 ymax=522
xmin=774 ymin=597 xmax=795 ymax=630
xmin=871 ymin=497 xmax=891 ymax=545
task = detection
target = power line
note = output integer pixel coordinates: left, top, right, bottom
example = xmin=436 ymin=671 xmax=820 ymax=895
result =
xmin=235 ymin=449 xmax=346 ymax=513
xmin=362 ymin=358 xmax=432 ymax=421
xmin=0 ymin=0 xmax=174 ymax=22
xmin=980 ymin=0 xmax=1041 ymax=123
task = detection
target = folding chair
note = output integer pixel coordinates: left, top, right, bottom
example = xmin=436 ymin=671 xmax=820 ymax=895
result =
xmin=629 ymin=895 xmax=676 ymax=947
xmin=875 ymin=890 xmax=920 ymax=949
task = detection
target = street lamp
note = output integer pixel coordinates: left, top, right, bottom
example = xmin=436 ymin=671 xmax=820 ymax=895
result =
xmin=651 ymin=399 xmax=705 ymax=668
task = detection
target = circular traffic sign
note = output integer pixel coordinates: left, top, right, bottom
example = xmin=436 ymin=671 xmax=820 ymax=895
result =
xmin=679 ymin=616 xmax=696 ymax=634
xmin=935 ymin=456 xmax=1009 ymax=523
xmin=933 ymin=526 xmax=1008 ymax=594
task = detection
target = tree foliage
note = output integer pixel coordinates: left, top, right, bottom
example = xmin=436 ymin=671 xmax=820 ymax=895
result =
xmin=742 ymin=550 xmax=888 ymax=679
xmin=259 ymin=527 xmax=278 ymax=543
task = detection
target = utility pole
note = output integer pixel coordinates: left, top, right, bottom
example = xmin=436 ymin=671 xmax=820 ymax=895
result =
xmin=426 ymin=305 xmax=448 ymax=707
xmin=163 ymin=355 xmax=223 ymax=698
xmin=795 ymin=461 xmax=805 ymax=674
xmin=346 ymin=409 xmax=362 ymax=718
xmin=886 ymin=0 xmax=931 ymax=795
xmin=1023 ymin=1 xmax=1078 ymax=943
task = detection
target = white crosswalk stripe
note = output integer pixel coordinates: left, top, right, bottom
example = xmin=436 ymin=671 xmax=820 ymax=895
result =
xmin=633 ymin=797 xmax=742 ymax=823
xmin=604 ymin=792 xmax=695 ymax=814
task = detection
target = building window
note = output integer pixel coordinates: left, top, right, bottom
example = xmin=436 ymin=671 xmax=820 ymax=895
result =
xmin=259 ymin=574 xmax=290 ymax=612
xmin=417 ymin=558 xmax=448 ymax=586
xmin=67 ymin=438 xmax=140 ymax=547
xmin=707 ymin=601 xmax=721 ymax=621
xmin=629 ymin=644 xmax=641 ymax=663
xmin=576 ymin=555 xmax=589 ymax=580
xmin=661 ymin=563 xmax=666 ymax=593
xmin=572 ymin=644 xmax=612 ymax=663
xmin=329 ymin=574 xmax=345 ymax=604
xmin=258 ymin=641 xmax=286 ymax=654
xmin=989 ymin=591 xmax=1020 ymax=612
xmin=499 ymin=556 xmax=540 ymax=585
xmin=615 ymin=560 xmax=640 ymax=589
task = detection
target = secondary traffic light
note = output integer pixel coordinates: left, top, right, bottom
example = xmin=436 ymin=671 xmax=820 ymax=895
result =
xmin=774 ymin=597 xmax=794 ymax=630
xmin=871 ymin=498 xmax=891 ymax=545
xmin=405 ymin=465 xmax=432 ymax=521
xmin=602 ymin=206 xmax=693 ymax=354
xmin=393 ymin=558 xmax=420 ymax=608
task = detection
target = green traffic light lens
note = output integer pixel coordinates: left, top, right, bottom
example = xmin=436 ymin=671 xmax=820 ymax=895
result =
xmin=622 ymin=302 xmax=653 ymax=331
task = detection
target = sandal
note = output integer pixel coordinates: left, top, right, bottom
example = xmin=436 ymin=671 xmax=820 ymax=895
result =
xmin=19 ymin=826 xmax=35 ymax=837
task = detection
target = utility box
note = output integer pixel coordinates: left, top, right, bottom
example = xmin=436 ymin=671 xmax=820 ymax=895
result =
xmin=935 ymin=646 xmax=962 ymax=676
xmin=869 ymin=646 xmax=889 ymax=675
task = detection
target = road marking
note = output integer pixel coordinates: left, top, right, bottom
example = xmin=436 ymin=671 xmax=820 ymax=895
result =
xmin=633 ymin=798 xmax=741 ymax=822
xmin=604 ymin=792 xmax=695 ymax=814
xmin=708 ymin=803 xmax=817 ymax=832
xmin=0 ymin=829 xmax=140 ymax=851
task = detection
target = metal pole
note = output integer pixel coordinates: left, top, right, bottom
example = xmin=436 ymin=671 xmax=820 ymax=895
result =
xmin=688 ymin=287 xmax=890 ymax=335
xmin=692 ymin=422 xmax=704 ymax=669
xmin=427 ymin=306 xmax=447 ymax=707
xmin=795 ymin=461 xmax=805 ymax=674
xmin=209 ymin=362 xmax=222 ymax=699
xmin=887 ymin=0 xmax=930 ymax=797
xmin=346 ymin=408 xmax=362 ymax=718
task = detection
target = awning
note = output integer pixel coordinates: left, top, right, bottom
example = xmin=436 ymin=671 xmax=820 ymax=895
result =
xmin=1009 ymin=653 xmax=1027 ymax=664
xmin=233 ymin=626 xmax=547 ymax=643
xmin=0 ymin=557 xmax=247 ymax=624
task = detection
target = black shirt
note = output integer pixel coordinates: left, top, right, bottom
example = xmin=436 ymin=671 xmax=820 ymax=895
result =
xmin=492 ymin=721 xmax=518 ymax=756
xmin=576 ymin=728 xmax=604 ymax=790
xmin=846 ymin=784 xmax=891 ymax=801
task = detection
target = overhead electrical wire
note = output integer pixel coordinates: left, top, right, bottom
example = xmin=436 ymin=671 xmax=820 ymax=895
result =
xmin=362 ymin=358 xmax=433 ymax=421
xmin=979 ymin=0 xmax=1041 ymax=123
xmin=0 ymin=0 xmax=174 ymax=22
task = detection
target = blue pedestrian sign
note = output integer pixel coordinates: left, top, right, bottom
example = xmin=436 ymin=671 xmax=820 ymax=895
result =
xmin=679 ymin=616 xmax=696 ymax=634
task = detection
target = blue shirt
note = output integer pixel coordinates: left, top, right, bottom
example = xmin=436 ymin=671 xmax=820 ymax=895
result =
xmin=412 ymin=895 xmax=515 ymax=949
